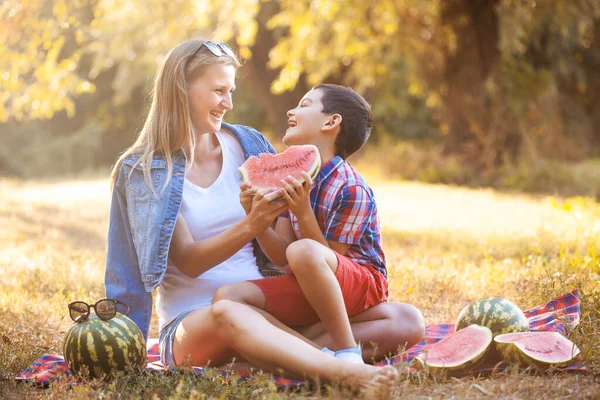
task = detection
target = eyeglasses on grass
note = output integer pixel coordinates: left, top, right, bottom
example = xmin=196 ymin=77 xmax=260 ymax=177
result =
xmin=199 ymin=41 xmax=236 ymax=58
xmin=68 ymin=299 xmax=129 ymax=323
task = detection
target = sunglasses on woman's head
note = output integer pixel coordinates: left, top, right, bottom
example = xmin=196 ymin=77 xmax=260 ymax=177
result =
xmin=201 ymin=41 xmax=236 ymax=58
xmin=68 ymin=299 xmax=129 ymax=323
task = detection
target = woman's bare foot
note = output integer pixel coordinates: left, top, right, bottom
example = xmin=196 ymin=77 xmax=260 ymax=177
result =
xmin=348 ymin=364 xmax=398 ymax=399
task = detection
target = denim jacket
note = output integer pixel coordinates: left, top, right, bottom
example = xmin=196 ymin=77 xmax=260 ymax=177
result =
xmin=104 ymin=123 xmax=276 ymax=341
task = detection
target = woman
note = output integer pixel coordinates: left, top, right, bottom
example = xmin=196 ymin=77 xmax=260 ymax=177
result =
xmin=104 ymin=39 xmax=421 ymax=393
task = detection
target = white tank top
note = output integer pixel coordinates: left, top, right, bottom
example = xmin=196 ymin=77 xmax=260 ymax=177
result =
xmin=156 ymin=130 xmax=264 ymax=332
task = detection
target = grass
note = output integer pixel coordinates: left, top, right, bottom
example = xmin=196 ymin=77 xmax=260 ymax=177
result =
xmin=1 ymin=175 xmax=599 ymax=399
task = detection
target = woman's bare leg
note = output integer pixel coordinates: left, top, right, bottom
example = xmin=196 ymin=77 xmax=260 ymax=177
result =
xmin=173 ymin=300 xmax=398 ymax=397
xmin=297 ymin=302 xmax=425 ymax=362
xmin=212 ymin=281 xmax=322 ymax=349
xmin=214 ymin=240 xmax=357 ymax=352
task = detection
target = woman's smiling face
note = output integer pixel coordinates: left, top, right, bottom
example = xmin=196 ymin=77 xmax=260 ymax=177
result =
xmin=187 ymin=64 xmax=236 ymax=134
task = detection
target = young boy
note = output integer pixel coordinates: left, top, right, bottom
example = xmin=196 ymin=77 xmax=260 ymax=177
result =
xmin=213 ymin=84 xmax=387 ymax=364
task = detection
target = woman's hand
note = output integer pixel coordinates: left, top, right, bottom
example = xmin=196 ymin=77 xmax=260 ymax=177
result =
xmin=246 ymin=187 xmax=288 ymax=235
xmin=281 ymin=171 xmax=313 ymax=219
xmin=239 ymin=182 xmax=256 ymax=215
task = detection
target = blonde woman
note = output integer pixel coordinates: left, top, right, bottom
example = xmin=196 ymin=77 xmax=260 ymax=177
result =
xmin=104 ymin=39 xmax=409 ymax=394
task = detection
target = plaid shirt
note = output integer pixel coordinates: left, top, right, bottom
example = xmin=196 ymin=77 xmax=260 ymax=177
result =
xmin=288 ymin=156 xmax=387 ymax=278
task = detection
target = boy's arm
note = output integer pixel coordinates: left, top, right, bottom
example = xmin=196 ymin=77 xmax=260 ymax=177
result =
xmin=281 ymin=171 xmax=352 ymax=254
xmin=322 ymin=184 xmax=374 ymax=252
xmin=294 ymin=211 xmax=350 ymax=254
xmin=254 ymin=216 xmax=297 ymax=266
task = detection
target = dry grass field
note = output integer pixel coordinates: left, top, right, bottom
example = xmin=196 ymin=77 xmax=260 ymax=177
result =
xmin=1 ymin=176 xmax=599 ymax=399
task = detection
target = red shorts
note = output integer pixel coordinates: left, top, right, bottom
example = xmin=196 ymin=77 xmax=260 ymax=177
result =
xmin=249 ymin=252 xmax=388 ymax=326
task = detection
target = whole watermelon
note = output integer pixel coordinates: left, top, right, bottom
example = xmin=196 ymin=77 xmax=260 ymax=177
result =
xmin=63 ymin=312 xmax=146 ymax=381
xmin=455 ymin=297 xmax=529 ymax=337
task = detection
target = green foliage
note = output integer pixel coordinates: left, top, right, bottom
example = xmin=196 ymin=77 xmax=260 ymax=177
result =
xmin=356 ymin=137 xmax=480 ymax=186
xmin=370 ymin=59 xmax=439 ymax=141
xmin=0 ymin=121 xmax=107 ymax=178
xmin=0 ymin=0 xmax=96 ymax=121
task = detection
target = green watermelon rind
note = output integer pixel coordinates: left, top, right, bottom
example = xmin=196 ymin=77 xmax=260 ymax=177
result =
xmin=238 ymin=145 xmax=321 ymax=189
xmin=455 ymin=297 xmax=530 ymax=337
xmin=494 ymin=332 xmax=580 ymax=369
xmin=414 ymin=324 xmax=493 ymax=377
xmin=63 ymin=312 xmax=146 ymax=381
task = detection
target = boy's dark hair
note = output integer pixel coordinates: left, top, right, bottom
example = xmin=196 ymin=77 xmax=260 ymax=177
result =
xmin=314 ymin=83 xmax=372 ymax=159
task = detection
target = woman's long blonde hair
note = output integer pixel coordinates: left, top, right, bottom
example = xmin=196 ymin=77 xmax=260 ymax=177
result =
xmin=110 ymin=39 xmax=240 ymax=193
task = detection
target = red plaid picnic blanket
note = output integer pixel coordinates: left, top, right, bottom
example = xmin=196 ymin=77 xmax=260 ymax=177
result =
xmin=16 ymin=289 xmax=582 ymax=388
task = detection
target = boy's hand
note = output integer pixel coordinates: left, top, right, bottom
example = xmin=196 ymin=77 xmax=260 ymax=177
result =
xmin=239 ymin=182 xmax=256 ymax=215
xmin=280 ymin=171 xmax=313 ymax=218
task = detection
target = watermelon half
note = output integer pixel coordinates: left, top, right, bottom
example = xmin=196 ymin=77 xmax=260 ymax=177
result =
xmin=238 ymin=145 xmax=321 ymax=190
xmin=494 ymin=331 xmax=580 ymax=369
xmin=415 ymin=324 xmax=493 ymax=376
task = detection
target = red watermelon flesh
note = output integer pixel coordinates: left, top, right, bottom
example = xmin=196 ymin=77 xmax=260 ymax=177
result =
xmin=494 ymin=331 xmax=580 ymax=367
xmin=239 ymin=145 xmax=321 ymax=190
xmin=415 ymin=324 xmax=492 ymax=375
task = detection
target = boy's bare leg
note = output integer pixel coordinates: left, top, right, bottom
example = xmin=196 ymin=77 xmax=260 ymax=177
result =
xmin=174 ymin=300 xmax=398 ymax=398
xmin=285 ymin=239 xmax=357 ymax=351
xmin=297 ymin=302 xmax=426 ymax=362
xmin=212 ymin=248 xmax=425 ymax=363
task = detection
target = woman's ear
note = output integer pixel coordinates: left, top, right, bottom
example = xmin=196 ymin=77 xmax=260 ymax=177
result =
xmin=322 ymin=114 xmax=342 ymax=133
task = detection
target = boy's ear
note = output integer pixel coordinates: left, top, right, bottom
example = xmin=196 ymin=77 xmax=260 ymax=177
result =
xmin=322 ymin=114 xmax=342 ymax=134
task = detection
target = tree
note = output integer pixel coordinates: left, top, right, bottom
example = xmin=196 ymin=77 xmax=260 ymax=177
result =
xmin=439 ymin=0 xmax=502 ymax=166
xmin=1 ymin=0 xmax=438 ymax=134
xmin=2 ymin=0 xmax=600 ymax=176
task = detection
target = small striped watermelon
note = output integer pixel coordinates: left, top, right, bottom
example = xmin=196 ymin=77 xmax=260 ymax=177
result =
xmin=239 ymin=145 xmax=321 ymax=190
xmin=63 ymin=312 xmax=146 ymax=381
xmin=494 ymin=332 xmax=580 ymax=369
xmin=455 ymin=297 xmax=529 ymax=337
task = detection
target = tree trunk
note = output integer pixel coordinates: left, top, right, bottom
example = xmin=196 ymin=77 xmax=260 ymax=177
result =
xmin=584 ymin=18 xmax=600 ymax=149
xmin=240 ymin=0 xmax=309 ymax=137
xmin=441 ymin=0 xmax=504 ymax=167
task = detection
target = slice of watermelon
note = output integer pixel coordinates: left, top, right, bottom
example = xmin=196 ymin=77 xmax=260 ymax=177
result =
xmin=238 ymin=145 xmax=321 ymax=190
xmin=494 ymin=331 xmax=580 ymax=369
xmin=414 ymin=324 xmax=492 ymax=376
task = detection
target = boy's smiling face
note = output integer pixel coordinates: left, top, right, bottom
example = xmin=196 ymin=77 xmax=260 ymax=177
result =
xmin=283 ymin=88 xmax=331 ymax=147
